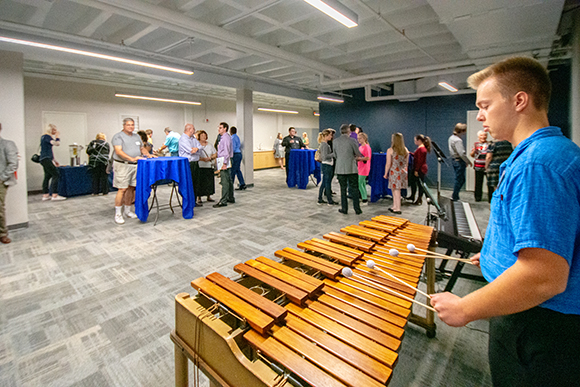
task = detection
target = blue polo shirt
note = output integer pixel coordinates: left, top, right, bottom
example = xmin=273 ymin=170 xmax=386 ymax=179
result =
xmin=164 ymin=131 xmax=181 ymax=155
xmin=232 ymin=133 xmax=241 ymax=153
xmin=481 ymin=126 xmax=580 ymax=315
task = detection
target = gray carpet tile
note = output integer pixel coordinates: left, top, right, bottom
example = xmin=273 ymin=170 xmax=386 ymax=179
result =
xmin=0 ymin=168 xmax=492 ymax=387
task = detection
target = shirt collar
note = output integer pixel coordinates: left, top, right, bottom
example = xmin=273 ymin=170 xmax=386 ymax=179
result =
xmin=504 ymin=126 xmax=562 ymax=168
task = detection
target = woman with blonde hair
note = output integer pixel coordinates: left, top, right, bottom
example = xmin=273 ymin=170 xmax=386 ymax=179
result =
xmin=273 ymin=132 xmax=285 ymax=169
xmin=39 ymin=124 xmax=66 ymax=201
xmin=384 ymin=133 xmax=409 ymax=214
xmin=86 ymin=133 xmax=111 ymax=195
xmin=302 ymin=132 xmax=310 ymax=148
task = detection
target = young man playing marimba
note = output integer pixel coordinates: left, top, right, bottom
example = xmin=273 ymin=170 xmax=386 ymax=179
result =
xmin=430 ymin=57 xmax=580 ymax=386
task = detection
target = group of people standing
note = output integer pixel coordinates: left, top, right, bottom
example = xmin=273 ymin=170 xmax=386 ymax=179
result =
xmin=314 ymin=123 xmax=432 ymax=215
xmin=449 ymin=123 xmax=513 ymax=202
xmin=36 ymin=119 xmax=247 ymax=225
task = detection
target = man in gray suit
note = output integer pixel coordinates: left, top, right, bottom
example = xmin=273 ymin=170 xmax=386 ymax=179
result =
xmin=333 ymin=124 xmax=363 ymax=215
xmin=0 ymin=123 xmax=19 ymax=244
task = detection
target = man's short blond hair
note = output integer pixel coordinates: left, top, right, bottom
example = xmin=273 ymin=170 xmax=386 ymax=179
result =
xmin=467 ymin=56 xmax=551 ymax=112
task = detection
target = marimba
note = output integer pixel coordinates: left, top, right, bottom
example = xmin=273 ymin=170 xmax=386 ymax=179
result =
xmin=171 ymin=215 xmax=436 ymax=387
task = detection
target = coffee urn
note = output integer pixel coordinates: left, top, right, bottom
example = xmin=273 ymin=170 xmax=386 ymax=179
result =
xmin=69 ymin=144 xmax=84 ymax=166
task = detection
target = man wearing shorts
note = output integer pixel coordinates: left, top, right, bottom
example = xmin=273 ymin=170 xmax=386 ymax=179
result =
xmin=112 ymin=118 xmax=147 ymax=224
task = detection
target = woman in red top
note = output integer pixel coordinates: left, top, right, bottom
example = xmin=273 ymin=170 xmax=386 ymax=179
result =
xmin=407 ymin=134 xmax=431 ymax=205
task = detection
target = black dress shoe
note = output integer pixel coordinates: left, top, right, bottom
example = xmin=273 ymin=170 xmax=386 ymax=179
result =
xmin=235 ymin=185 xmax=246 ymax=190
xmin=338 ymin=209 xmax=347 ymax=214
xmin=355 ymin=210 xmax=363 ymax=215
xmin=388 ymin=208 xmax=402 ymax=214
xmin=213 ymin=202 xmax=227 ymax=208
xmin=227 ymin=199 xmax=235 ymax=203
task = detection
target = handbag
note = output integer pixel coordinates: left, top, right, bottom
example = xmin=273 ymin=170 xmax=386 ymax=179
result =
xmin=314 ymin=147 xmax=322 ymax=162
xmin=31 ymin=144 xmax=41 ymax=163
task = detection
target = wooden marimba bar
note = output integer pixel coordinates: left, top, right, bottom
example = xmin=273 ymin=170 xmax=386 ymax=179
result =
xmin=171 ymin=216 xmax=435 ymax=387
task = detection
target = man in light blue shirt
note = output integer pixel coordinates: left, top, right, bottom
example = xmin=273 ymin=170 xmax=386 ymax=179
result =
xmin=230 ymin=126 xmax=246 ymax=190
xmin=431 ymin=57 xmax=580 ymax=386
xmin=178 ymin=124 xmax=202 ymax=206
xmin=157 ymin=127 xmax=180 ymax=156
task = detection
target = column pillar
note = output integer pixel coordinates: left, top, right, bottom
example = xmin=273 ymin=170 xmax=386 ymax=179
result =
xmin=0 ymin=50 xmax=28 ymax=229
xmin=236 ymin=88 xmax=253 ymax=186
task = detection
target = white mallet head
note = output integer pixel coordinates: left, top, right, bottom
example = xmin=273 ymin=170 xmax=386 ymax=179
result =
xmin=389 ymin=248 xmax=399 ymax=257
xmin=366 ymin=260 xmax=376 ymax=269
xmin=341 ymin=267 xmax=354 ymax=278
xmin=407 ymin=243 xmax=416 ymax=252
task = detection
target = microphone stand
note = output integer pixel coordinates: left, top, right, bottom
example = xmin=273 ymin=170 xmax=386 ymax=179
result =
xmin=430 ymin=141 xmax=448 ymax=203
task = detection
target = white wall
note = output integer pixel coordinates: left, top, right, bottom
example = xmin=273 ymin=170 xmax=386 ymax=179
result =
xmin=23 ymin=77 xmax=319 ymax=190
xmin=253 ymin=112 xmax=319 ymax=151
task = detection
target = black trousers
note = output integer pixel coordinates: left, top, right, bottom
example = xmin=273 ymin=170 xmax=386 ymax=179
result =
xmin=284 ymin=153 xmax=291 ymax=182
xmin=40 ymin=158 xmax=59 ymax=194
xmin=474 ymin=169 xmax=486 ymax=201
xmin=407 ymin=172 xmax=425 ymax=201
xmin=90 ymin=163 xmax=109 ymax=195
xmin=489 ymin=306 xmax=580 ymax=387
xmin=189 ymin=161 xmax=201 ymax=199
xmin=337 ymin=174 xmax=360 ymax=213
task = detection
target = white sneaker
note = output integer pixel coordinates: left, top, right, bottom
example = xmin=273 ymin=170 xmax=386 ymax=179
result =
xmin=115 ymin=213 xmax=125 ymax=224
xmin=51 ymin=195 xmax=67 ymax=201
xmin=124 ymin=211 xmax=138 ymax=219
xmin=42 ymin=196 xmax=51 ymax=201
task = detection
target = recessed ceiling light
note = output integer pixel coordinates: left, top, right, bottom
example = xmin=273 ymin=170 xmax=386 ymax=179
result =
xmin=317 ymin=95 xmax=344 ymax=103
xmin=302 ymin=0 xmax=358 ymax=28
xmin=438 ymin=81 xmax=458 ymax=92
xmin=257 ymin=108 xmax=299 ymax=114
xmin=115 ymin=93 xmax=201 ymax=105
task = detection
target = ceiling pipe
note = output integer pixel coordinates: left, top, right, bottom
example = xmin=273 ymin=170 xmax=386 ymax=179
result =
xmin=319 ymin=49 xmax=552 ymax=88
xmin=325 ymin=66 xmax=477 ymax=91
xmin=319 ymin=59 xmax=475 ymax=86
xmin=70 ymin=0 xmax=350 ymax=78
xmin=364 ymin=85 xmax=474 ymax=102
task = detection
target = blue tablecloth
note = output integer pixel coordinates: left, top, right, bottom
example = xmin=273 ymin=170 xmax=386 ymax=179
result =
xmin=58 ymin=165 xmax=93 ymax=197
xmin=58 ymin=165 xmax=114 ymax=197
xmin=135 ymin=157 xmax=194 ymax=222
xmin=368 ymin=153 xmax=411 ymax=202
xmin=287 ymin=149 xmax=321 ymax=189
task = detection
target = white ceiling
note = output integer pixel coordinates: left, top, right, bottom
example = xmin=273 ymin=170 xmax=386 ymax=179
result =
xmin=0 ymin=0 xmax=573 ymax=107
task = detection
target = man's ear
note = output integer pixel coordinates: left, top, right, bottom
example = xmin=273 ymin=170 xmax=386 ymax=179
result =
xmin=514 ymin=91 xmax=529 ymax=112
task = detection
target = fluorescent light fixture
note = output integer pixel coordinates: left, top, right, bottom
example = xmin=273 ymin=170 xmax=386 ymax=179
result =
xmin=438 ymin=81 xmax=458 ymax=92
xmin=115 ymin=93 xmax=201 ymax=105
xmin=302 ymin=0 xmax=358 ymax=28
xmin=317 ymin=95 xmax=344 ymax=103
xmin=0 ymin=36 xmax=194 ymax=75
xmin=257 ymin=108 xmax=299 ymax=114
xmin=314 ymin=111 xmax=320 ymax=116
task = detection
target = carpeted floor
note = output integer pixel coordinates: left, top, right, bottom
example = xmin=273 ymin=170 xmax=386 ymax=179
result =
xmin=0 ymin=168 xmax=492 ymax=387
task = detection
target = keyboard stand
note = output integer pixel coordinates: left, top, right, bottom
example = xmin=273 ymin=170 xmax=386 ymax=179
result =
xmin=438 ymin=248 xmax=487 ymax=292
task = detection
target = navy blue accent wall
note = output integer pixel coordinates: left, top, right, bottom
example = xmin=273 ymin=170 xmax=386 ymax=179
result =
xmin=320 ymin=92 xmax=476 ymax=189
xmin=319 ymin=62 xmax=571 ymax=190
xmin=548 ymin=62 xmax=570 ymax=138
